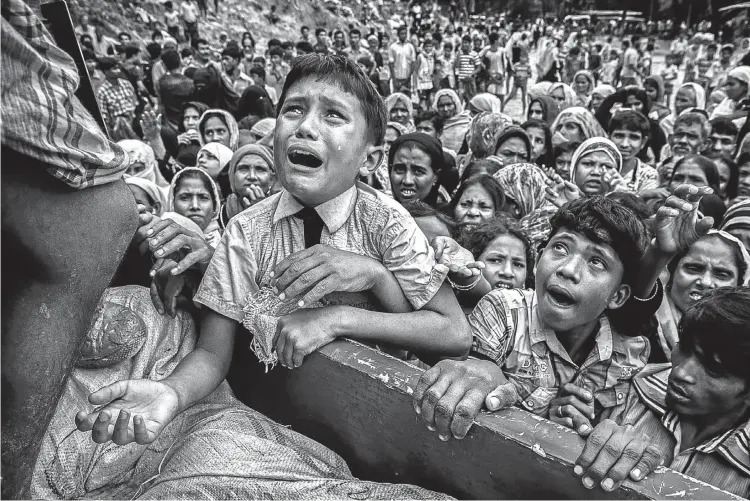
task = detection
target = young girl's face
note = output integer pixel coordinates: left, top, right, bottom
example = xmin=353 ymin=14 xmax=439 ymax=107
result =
xmin=675 ymin=87 xmax=697 ymax=115
xmin=173 ymin=176 xmax=214 ymax=231
xmin=197 ymin=149 xmax=222 ymax=179
xmin=574 ymin=75 xmax=590 ymax=95
xmin=454 ymin=184 xmax=495 ymax=226
xmin=644 ymin=82 xmax=658 ymax=103
xmin=525 ymin=126 xmax=547 ymax=162
xmin=479 ymin=234 xmax=528 ymax=290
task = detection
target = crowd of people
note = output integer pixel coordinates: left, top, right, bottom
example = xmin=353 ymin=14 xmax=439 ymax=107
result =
xmin=3 ymin=0 xmax=750 ymax=497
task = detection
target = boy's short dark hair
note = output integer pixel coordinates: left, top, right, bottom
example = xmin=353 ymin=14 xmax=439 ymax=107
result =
xmin=443 ymin=41 xmax=453 ymax=51
xmin=315 ymin=28 xmax=327 ymax=36
xmin=415 ymin=110 xmax=444 ymax=135
xmin=164 ymin=1 xmax=173 ymax=8
xmin=679 ymin=287 xmax=750 ymax=383
xmin=268 ymin=38 xmax=282 ymax=48
xmin=192 ymin=37 xmax=209 ymax=48
xmin=350 ymin=28 xmax=361 ymax=37
xmin=301 ymin=25 xmax=309 ymax=32
xmin=605 ymin=191 xmax=653 ymax=222
xmin=269 ymin=46 xmax=284 ymax=58
xmin=222 ymin=45 xmax=242 ymax=60
xmin=296 ymin=41 xmax=314 ymax=53
xmin=281 ymin=41 xmax=294 ymax=50
xmin=608 ymin=110 xmax=650 ymax=139
xmin=161 ymin=50 xmax=181 ymax=71
xmin=277 ymin=54 xmax=386 ymax=146
xmin=181 ymin=47 xmax=194 ymax=58
xmin=357 ymin=55 xmax=374 ymax=69
xmin=146 ymin=42 xmax=162 ymax=59
xmin=489 ymin=32 xmax=499 ymax=43
xmin=152 ymin=30 xmax=163 ymax=40
xmin=554 ymin=140 xmax=581 ymax=159
xmin=549 ymin=197 xmax=650 ymax=287
xmin=710 ymin=116 xmax=739 ymax=138
xmin=82 ymin=48 xmax=96 ymax=62
xmin=461 ymin=34 xmax=472 ymax=43
xmin=464 ymin=215 xmax=535 ymax=289
xmin=397 ymin=25 xmax=408 ymax=34
xmin=249 ymin=65 xmax=266 ymax=80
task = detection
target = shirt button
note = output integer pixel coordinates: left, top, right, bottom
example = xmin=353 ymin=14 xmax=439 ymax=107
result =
xmin=526 ymin=400 xmax=535 ymax=408
xmin=617 ymin=393 xmax=624 ymax=400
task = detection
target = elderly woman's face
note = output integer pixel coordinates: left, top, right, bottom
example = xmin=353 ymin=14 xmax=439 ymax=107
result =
xmin=203 ymin=117 xmax=231 ymax=147
xmin=390 ymin=145 xmax=437 ymax=204
xmin=574 ymin=150 xmax=617 ymax=196
xmin=723 ymin=76 xmax=748 ymax=101
xmin=454 ymin=184 xmax=495 ymax=226
xmin=558 ymin=121 xmax=585 ymax=143
xmin=390 ymin=103 xmax=409 ymax=124
xmin=173 ymin=176 xmax=214 ymax=231
xmin=551 ymin=88 xmax=567 ymax=106
xmin=675 ymin=87 xmax=697 ymax=115
xmin=494 ymin=137 xmax=529 ymax=165
xmin=437 ymin=95 xmax=457 ymax=119
xmin=670 ymin=237 xmax=740 ymax=314
xmin=574 ymin=75 xmax=590 ymax=95
xmin=233 ymin=153 xmax=275 ymax=199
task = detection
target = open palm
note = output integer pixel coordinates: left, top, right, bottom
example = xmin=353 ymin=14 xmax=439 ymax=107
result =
xmin=653 ymin=185 xmax=714 ymax=255
xmin=75 ymin=379 xmax=180 ymax=446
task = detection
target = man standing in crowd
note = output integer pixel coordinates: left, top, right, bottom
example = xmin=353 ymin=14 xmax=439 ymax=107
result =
xmin=389 ymin=25 xmax=416 ymax=94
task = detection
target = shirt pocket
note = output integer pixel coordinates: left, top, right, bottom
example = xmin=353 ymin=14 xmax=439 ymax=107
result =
xmin=593 ymin=382 xmax=630 ymax=424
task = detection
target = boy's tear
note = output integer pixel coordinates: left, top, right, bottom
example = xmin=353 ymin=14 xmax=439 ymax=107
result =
xmin=337 ymin=145 xmax=341 ymax=151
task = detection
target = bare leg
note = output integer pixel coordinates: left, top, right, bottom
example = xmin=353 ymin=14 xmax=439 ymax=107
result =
xmin=1 ymin=149 xmax=137 ymax=498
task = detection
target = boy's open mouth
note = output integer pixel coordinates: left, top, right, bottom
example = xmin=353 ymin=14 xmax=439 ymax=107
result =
xmin=546 ymin=284 xmax=576 ymax=307
xmin=288 ymin=148 xmax=323 ymax=168
xmin=688 ymin=289 xmax=705 ymax=302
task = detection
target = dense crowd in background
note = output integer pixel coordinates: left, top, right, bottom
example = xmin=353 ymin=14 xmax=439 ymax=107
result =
xmin=7 ymin=0 xmax=750 ymax=497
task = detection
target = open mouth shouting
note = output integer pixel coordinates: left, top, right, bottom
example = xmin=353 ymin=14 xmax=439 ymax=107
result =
xmin=493 ymin=281 xmax=514 ymax=290
xmin=687 ymin=289 xmax=706 ymax=302
xmin=545 ymin=283 xmax=577 ymax=308
xmin=287 ymin=146 xmax=323 ymax=169
xmin=399 ymin=188 xmax=418 ymax=199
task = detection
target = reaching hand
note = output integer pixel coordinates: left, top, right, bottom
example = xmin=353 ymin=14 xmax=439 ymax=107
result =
xmin=274 ymin=306 xmax=340 ymax=368
xmin=270 ymin=246 xmax=383 ymax=307
xmin=431 ymin=236 xmax=484 ymax=279
xmin=139 ymin=108 xmax=162 ymax=141
xmin=549 ymin=383 xmax=595 ymax=437
xmin=652 ymin=184 xmax=714 ymax=256
xmin=602 ymin=168 xmax=626 ymax=192
xmin=545 ymin=169 xmax=582 ymax=208
xmin=75 ymin=379 xmax=180 ymax=446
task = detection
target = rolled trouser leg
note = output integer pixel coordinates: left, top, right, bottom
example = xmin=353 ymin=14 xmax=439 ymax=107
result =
xmin=1 ymin=149 xmax=137 ymax=499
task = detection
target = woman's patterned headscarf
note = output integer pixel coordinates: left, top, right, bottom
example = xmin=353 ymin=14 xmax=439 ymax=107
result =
xmin=570 ymin=137 xmax=623 ymax=180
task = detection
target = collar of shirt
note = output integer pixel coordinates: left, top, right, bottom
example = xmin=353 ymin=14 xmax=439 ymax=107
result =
xmin=528 ymin=292 xmax=617 ymax=366
xmin=273 ymin=186 xmax=358 ymax=234
xmin=634 ymin=365 xmax=750 ymax=476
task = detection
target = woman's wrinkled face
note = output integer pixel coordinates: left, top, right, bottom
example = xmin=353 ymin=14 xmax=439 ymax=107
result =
xmin=183 ymin=107 xmax=201 ymax=132
xmin=675 ymin=87 xmax=697 ymax=115
xmin=525 ymin=126 xmax=547 ymax=163
xmin=437 ymin=95 xmax=457 ymax=119
xmin=670 ymin=237 xmax=740 ymax=314
xmin=574 ymin=150 xmax=617 ymax=196
xmin=390 ymin=145 xmax=436 ymax=204
xmin=390 ymin=103 xmax=409 ymax=124
xmin=454 ymin=184 xmax=495 ymax=226
xmin=479 ymin=234 xmax=528 ymax=290
xmin=233 ymin=153 xmax=275 ymax=196
xmin=173 ymin=176 xmax=215 ymax=231
xmin=551 ymin=88 xmax=567 ymax=106
xmin=670 ymin=159 xmax=710 ymax=190
xmin=574 ymin=75 xmax=590 ymax=95
xmin=557 ymin=121 xmax=585 ymax=143
xmin=495 ymin=137 xmax=529 ymax=165
xmin=723 ymin=76 xmax=748 ymax=101
xmin=203 ymin=116 xmax=231 ymax=147
xmin=529 ymin=101 xmax=544 ymax=121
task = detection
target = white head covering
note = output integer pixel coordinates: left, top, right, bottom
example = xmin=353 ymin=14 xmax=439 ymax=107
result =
xmin=570 ymin=137 xmax=623 ymax=179
xmin=197 ymin=142 xmax=233 ymax=180
xmin=124 ymin=177 xmax=166 ymax=216
xmin=118 ymin=139 xmax=169 ymax=189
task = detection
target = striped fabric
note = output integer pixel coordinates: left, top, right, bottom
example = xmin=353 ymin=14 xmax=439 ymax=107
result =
xmin=469 ymin=289 xmax=649 ymax=420
xmin=721 ymin=199 xmax=750 ymax=234
xmin=617 ymin=364 xmax=750 ymax=498
xmin=1 ymin=0 xmax=129 ymax=189
xmin=456 ymin=51 xmax=479 ymax=81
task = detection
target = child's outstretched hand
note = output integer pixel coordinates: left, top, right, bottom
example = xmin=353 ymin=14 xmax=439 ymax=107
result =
xmin=75 ymin=379 xmax=180 ymax=446
xmin=431 ymin=236 xmax=484 ymax=279
xmin=545 ymin=169 xmax=582 ymax=208
xmin=652 ymin=184 xmax=714 ymax=256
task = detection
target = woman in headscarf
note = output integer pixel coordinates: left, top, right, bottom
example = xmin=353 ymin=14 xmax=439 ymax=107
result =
xmin=388 ymin=132 xmax=449 ymax=208
xmin=468 ymin=93 xmax=503 ymax=115
xmin=125 ymin=177 xmax=166 ymax=216
xmin=166 ymin=167 xmax=223 ymax=248
xmin=588 ymin=84 xmax=615 ymax=115
xmin=161 ymin=101 xmax=209 ymax=164
xmin=527 ymin=95 xmax=561 ymax=126
xmin=660 ymin=82 xmax=707 ymax=138
xmin=711 ymin=66 xmax=750 ymax=127
xmin=644 ymin=75 xmax=670 ymax=122
xmin=569 ymin=137 xmax=623 ymax=197
xmin=219 ymin=143 xmax=276 ymax=230
xmin=522 ymin=119 xmax=554 ymax=169
xmin=493 ymin=163 xmax=556 ymax=250
xmin=235 ymin=85 xmax=275 ymax=130
xmin=528 ymin=81 xmax=553 ymax=103
xmin=118 ymin=139 xmax=170 ymax=190
xmin=491 ymin=126 xmax=532 ymax=167
xmin=550 ymin=107 xmax=606 ymax=148
xmin=571 ymin=70 xmax=595 ymax=108
xmin=458 ymin=112 xmax=513 ymax=176
xmin=384 ymin=92 xmax=415 ymax=131
xmin=198 ymin=109 xmax=240 ymax=151
xmin=548 ymin=82 xmax=577 ymax=110
xmin=655 ymin=230 xmax=750 ymax=361
xmin=433 ymin=89 xmax=472 ymax=153
xmin=249 ymin=118 xmax=276 ymax=142
xmin=536 ymin=35 xmax=559 ymax=83
xmin=196 ymin=142 xmax=234 ymax=197
xmin=721 ymin=198 xmax=750 ymax=250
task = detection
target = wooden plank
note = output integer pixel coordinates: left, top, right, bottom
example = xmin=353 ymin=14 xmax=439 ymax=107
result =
xmin=227 ymin=339 xmax=740 ymax=500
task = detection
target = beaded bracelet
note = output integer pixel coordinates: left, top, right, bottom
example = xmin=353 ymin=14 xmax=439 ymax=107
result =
xmin=446 ymin=273 xmax=482 ymax=291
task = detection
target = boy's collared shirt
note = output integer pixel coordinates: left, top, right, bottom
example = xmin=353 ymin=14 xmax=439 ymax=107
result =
xmin=389 ymin=41 xmax=417 ymax=80
xmin=194 ymin=183 xmax=446 ymax=323
xmin=618 ymin=364 xmax=750 ymax=498
xmin=469 ymin=289 xmax=649 ymax=420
